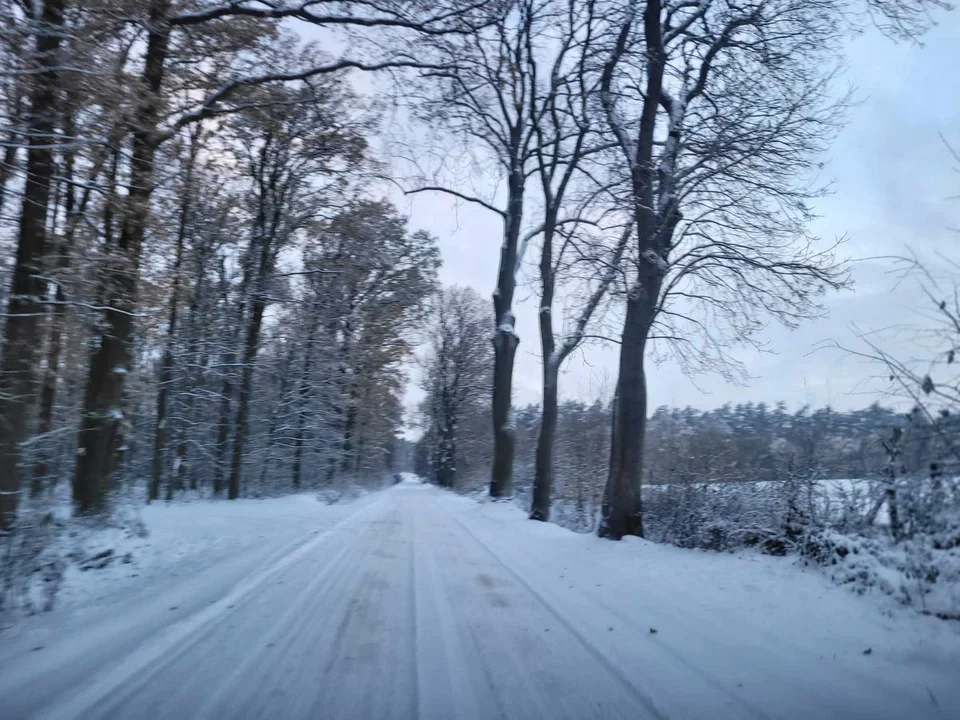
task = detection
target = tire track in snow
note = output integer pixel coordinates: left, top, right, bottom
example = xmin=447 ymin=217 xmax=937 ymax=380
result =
xmin=197 ymin=500 xmax=396 ymax=719
xmin=411 ymin=491 xmax=504 ymax=720
xmin=423 ymin=501 xmax=564 ymax=720
xmin=35 ymin=491 xmax=393 ymax=720
xmin=407 ymin=495 xmax=422 ymax=720
xmin=452 ymin=503 xmax=775 ymax=720
xmin=460 ymin=498 xmax=947 ymax=720
xmin=440 ymin=498 xmax=670 ymax=720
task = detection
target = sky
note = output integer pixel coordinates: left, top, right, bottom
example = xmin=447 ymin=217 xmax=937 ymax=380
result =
xmin=395 ymin=13 xmax=960 ymax=418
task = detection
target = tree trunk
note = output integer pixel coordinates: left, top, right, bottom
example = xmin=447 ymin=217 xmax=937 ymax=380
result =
xmin=598 ymin=287 xmax=659 ymax=540
xmin=596 ymin=0 xmax=670 ymax=540
xmin=73 ymin=0 xmax=171 ymax=515
xmin=173 ymin=254 xmax=210 ymax=493
xmin=228 ymin=295 xmax=266 ymax=500
xmin=531 ymin=362 xmax=559 ymax=521
xmin=0 ymin=86 xmax=23 ymax=220
xmin=291 ymin=405 xmax=306 ymax=488
xmin=212 ymin=301 xmax=238 ymax=495
xmin=213 ymin=344 xmax=234 ymax=495
xmin=0 ymin=0 xmax=66 ymax=530
xmin=258 ymin=346 xmax=294 ymax=492
xmin=340 ymin=397 xmax=357 ymax=475
xmin=291 ymin=337 xmax=315 ymax=489
xmin=531 ymin=213 xmax=558 ymax=520
xmin=489 ymin=163 xmax=524 ymax=498
xmin=30 ymin=98 xmax=85 ymax=496
xmin=150 ymin=132 xmax=197 ymax=502
xmin=436 ymin=395 xmax=457 ymax=488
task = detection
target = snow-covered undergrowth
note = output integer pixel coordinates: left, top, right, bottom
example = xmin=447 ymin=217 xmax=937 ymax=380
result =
xmin=1 ymin=480 xmax=383 ymax=627
xmin=799 ymin=528 xmax=960 ymax=619
xmin=637 ymin=475 xmax=959 ymax=619
xmin=643 ymin=476 xmax=960 ymax=620
xmin=455 ymin=473 xmax=960 ymax=621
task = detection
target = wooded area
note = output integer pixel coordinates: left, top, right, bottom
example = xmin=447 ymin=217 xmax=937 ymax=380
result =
xmin=1 ymin=0 xmax=956 ymax=618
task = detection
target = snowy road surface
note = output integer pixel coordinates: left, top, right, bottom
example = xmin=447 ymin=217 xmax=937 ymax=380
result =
xmin=1 ymin=478 xmax=958 ymax=720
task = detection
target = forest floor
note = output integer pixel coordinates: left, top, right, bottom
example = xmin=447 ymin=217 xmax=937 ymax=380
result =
xmin=1 ymin=476 xmax=958 ymax=720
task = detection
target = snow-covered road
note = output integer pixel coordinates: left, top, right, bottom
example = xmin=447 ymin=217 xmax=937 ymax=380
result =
xmin=1 ymin=478 xmax=958 ymax=720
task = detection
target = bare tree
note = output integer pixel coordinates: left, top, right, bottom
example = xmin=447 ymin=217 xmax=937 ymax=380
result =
xmin=226 ymin=81 xmax=366 ymax=499
xmin=0 ymin=0 xmax=66 ymax=530
xmin=69 ymin=0 xmax=486 ymax=515
xmin=407 ymin=0 xmax=539 ymax=498
xmin=522 ymin=0 xmax=637 ymax=521
xmin=149 ymin=125 xmax=202 ymax=502
xmin=594 ymin=0 xmax=851 ymax=539
xmin=421 ymin=287 xmax=492 ymax=488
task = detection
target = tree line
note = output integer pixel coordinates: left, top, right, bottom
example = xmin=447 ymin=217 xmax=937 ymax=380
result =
xmin=0 ymin=0 xmax=470 ymax=537
xmin=0 ymin=0 xmax=948 ymax=547
xmin=411 ymin=0 xmax=944 ymax=538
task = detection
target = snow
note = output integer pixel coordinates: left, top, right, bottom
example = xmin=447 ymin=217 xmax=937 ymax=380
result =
xmin=497 ymin=310 xmax=517 ymax=337
xmin=1 ymin=479 xmax=958 ymax=719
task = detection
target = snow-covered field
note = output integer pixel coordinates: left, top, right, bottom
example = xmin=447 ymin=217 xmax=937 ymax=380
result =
xmin=1 ymin=478 xmax=958 ymax=719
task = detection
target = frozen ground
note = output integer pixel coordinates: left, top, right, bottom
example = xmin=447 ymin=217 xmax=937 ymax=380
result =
xmin=1 ymin=477 xmax=958 ymax=719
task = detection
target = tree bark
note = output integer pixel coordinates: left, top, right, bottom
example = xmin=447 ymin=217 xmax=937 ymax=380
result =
xmin=213 ymin=367 xmax=233 ymax=495
xmin=0 ymin=85 xmax=23 ymax=220
xmin=596 ymin=0 xmax=671 ymax=540
xmin=530 ymin=212 xmax=558 ymax=521
xmin=489 ymin=161 xmax=524 ymax=498
xmin=31 ymin=97 xmax=86 ymax=496
xmin=598 ymin=287 xmax=659 ymax=539
xmin=340 ymin=396 xmax=357 ymax=475
xmin=436 ymin=392 xmax=457 ymax=488
xmin=291 ymin=334 xmax=316 ymax=489
xmin=213 ymin=308 xmax=239 ymax=497
xmin=150 ymin=131 xmax=198 ymax=502
xmin=227 ymin=293 xmax=266 ymax=500
xmin=227 ymin=202 xmax=276 ymax=500
xmin=73 ymin=0 xmax=171 ymax=515
xmin=173 ymin=249 xmax=211 ymax=493
xmin=258 ymin=344 xmax=294 ymax=492
xmin=531 ymin=363 xmax=559 ymax=521
xmin=0 ymin=0 xmax=66 ymax=530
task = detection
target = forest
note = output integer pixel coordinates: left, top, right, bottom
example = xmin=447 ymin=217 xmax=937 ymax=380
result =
xmin=0 ymin=0 xmax=957 ymax=622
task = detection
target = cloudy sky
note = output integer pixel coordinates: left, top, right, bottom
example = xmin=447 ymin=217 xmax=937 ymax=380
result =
xmin=396 ymin=14 xmax=960 ymax=417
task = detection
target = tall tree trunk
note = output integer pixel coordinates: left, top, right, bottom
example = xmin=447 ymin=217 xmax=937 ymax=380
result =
xmin=489 ymin=161 xmax=523 ymax=498
xmin=227 ymin=294 xmax=266 ymax=500
xmin=74 ymin=0 xmax=172 ymax=514
xmin=214 ymin=236 xmax=258 ymax=495
xmin=0 ymin=0 xmax=66 ymax=531
xmin=31 ymin=99 xmax=84 ymax=496
xmin=531 ymin=363 xmax=559 ymax=521
xmin=326 ymin=331 xmax=351 ymax=483
xmin=340 ymin=396 xmax=357 ymax=475
xmin=531 ymin=217 xmax=557 ymax=521
xmin=598 ymin=286 xmax=659 ymax=540
xmin=173 ymin=252 xmax=210 ymax=493
xmin=436 ymin=398 xmax=457 ymax=488
xmin=596 ymin=0 xmax=669 ymax=540
xmin=0 ymin=83 xmax=23 ymax=218
xmin=530 ymin=222 xmax=630 ymax=522
xmin=258 ymin=345 xmax=294 ymax=492
xmin=213 ymin=339 xmax=235 ymax=496
xmin=291 ymin=334 xmax=316 ymax=489
xmin=150 ymin=131 xmax=198 ymax=502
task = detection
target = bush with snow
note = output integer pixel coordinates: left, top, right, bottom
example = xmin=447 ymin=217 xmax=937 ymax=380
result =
xmin=640 ymin=471 xmax=960 ymax=619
